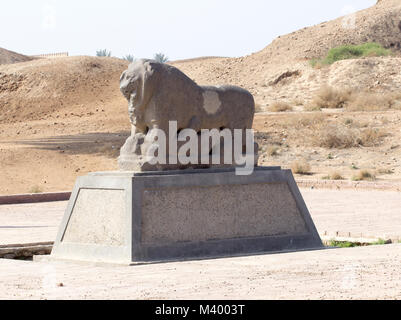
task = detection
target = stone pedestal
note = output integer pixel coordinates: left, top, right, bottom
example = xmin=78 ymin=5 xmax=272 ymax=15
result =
xmin=45 ymin=167 xmax=323 ymax=265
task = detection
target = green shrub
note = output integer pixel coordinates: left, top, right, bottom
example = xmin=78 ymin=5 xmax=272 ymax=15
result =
xmin=328 ymin=240 xmax=359 ymax=248
xmin=311 ymin=43 xmax=391 ymax=66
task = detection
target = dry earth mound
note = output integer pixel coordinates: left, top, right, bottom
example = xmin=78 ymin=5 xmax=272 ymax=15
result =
xmin=0 ymin=48 xmax=34 ymax=65
xmin=0 ymin=56 xmax=129 ymax=123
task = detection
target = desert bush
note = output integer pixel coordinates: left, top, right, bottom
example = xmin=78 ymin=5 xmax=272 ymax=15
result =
xmin=314 ymin=125 xmax=358 ymax=148
xmin=357 ymin=128 xmax=387 ymax=147
xmin=330 ymin=171 xmax=344 ymax=180
xmin=308 ymin=86 xmax=352 ymax=110
xmin=268 ymin=102 xmax=293 ymax=112
xmin=154 ymin=53 xmax=169 ymax=63
xmin=346 ymin=92 xmax=401 ymax=111
xmin=96 ymin=49 xmax=112 ymax=57
xmin=314 ymin=124 xmax=386 ymax=149
xmin=311 ymin=43 xmax=391 ymax=67
xmin=307 ymin=87 xmax=401 ymax=112
xmin=352 ymin=170 xmax=376 ymax=181
xmin=291 ymin=160 xmax=311 ymax=175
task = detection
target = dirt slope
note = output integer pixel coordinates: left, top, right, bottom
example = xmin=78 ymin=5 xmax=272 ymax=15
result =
xmin=171 ymin=0 xmax=401 ymax=107
xmin=0 ymin=48 xmax=34 ymax=65
xmin=0 ymin=56 xmax=129 ymax=123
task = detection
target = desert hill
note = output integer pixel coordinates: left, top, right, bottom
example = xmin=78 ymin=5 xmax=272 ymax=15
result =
xmin=0 ymin=47 xmax=34 ymax=65
xmin=0 ymin=56 xmax=129 ymax=123
xmin=172 ymin=0 xmax=401 ymax=108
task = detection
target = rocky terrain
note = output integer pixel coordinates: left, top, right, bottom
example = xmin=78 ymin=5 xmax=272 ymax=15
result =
xmin=0 ymin=0 xmax=400 ymax=194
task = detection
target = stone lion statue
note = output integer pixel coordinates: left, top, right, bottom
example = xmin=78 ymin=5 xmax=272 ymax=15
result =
xmin=118 ymin=59 xmax=258 ymax=171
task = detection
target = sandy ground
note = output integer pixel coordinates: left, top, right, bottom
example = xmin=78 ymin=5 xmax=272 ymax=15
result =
xmin=1 ymin=110 xmax=401 ymax=195
xmin=0 ymin=244 xmax=400 ymax=300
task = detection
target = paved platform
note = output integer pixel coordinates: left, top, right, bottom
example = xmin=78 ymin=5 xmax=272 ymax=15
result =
xmin=303 ymin=189 xmax=401 ymax=241
xmin=1 ymin=188 xmax=400 ymax=246
xmin=1 ymin=244 xmax=400 ymax=299
xmin=0 ymin=201 xmax=65 ymax=246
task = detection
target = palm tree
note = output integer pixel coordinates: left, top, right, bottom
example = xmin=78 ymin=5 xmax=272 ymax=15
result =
xmin=153 ymin=52 xmax=169 ymax=63
xmin=96 ymin=49 xmax=111 ymax=57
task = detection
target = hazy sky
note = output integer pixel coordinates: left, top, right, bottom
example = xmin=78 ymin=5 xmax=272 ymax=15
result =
xmin=1 ymin=0 xmax=376 ymax=60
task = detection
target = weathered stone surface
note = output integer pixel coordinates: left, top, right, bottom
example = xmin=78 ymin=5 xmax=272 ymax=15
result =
xmin=62 ymin=189 xmax=126 ymax=246
xmin=141 ymin=182 xmax=308 ymax=245
xmin=118 ymin=59 xmax=258 ymax=171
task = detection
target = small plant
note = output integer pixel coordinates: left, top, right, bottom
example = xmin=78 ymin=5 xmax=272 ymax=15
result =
xmin=268 ymin=102 xmax=293 ymax=112
xmin=327 ymin=153 xmax=334 ymax=160
xmin=352 ymin=170 xmax=376 ymax=181
xmin=328 ymin=240 xmax=359 ymax=248
xmin=328 ymin=239 xmax=391 ymax=248
xmin=123 ymin=54 xmax=135 ymax=62
xmin=153 ymin=53 xmax=169 ymax=63
xmin=351 ymin=163 xmax=359 ymax=170
xmin=29 ymin=186 xmax=43 ymax=194
xmin=96 ymin=49 xmax=112 ymax=57
xmin=371 ymin=239 xmax=389 ymax=245
xmin=291 ymin=160 xmax=311 ymax=175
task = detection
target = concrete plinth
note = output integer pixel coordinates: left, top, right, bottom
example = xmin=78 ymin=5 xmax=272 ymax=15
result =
xmin=44 ymin=167 xmax=323 ymax=265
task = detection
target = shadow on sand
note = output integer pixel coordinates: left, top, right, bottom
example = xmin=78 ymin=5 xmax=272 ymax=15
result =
xmin=11 ymin=131 xmax=130 ymax=158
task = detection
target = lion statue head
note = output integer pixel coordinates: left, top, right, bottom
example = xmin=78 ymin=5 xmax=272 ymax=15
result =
xmin=119 ymin=59 xmax=160 ymax=132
